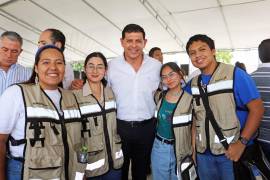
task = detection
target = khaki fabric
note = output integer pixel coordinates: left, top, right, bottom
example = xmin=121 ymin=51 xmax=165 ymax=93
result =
xmin=191 ymin=63 xmax=240 ymax=155
xmin=18 ymin=84 xmax=85 ymax=180
xmin=74 ymin=85 xmax=123 ymax=177
xmin=155 ymin=91 xmax=193 ymax=170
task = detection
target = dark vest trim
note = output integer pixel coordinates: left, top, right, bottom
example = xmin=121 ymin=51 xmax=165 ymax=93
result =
xmin=9 ymin=135 xmax=26 ymax=146
xmin=91 ymin=90 xmax=114 ymax=170
xmin=207 ymin=89 xmax=233 ymax=96
xmin=17 ymin=84 xmax=28 ymax=180
xmin=192 ymin=89 xmax=233 ymax=98
xmin=27 ymin=117 xmax=81 ymax=124
xmin=81 ymin=108 xmax=116 ymax=118
xmin=172 ymin=121 xmax=192 ymax=128
xmin=41 ymin=87 xmax=70 ymax=180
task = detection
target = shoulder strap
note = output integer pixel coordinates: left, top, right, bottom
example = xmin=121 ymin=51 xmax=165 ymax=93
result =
xmin=197 ymin=75 xmax=229 ymax=150
xmin=9 ymin=135 xmax=26 ymax=146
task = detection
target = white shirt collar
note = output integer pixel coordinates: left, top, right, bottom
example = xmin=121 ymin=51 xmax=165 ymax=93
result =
xmin=120 ymin=53 xmax=149 ymax=65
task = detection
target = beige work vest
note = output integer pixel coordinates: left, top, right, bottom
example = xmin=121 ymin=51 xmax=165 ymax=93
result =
xmin=191 ymin=63 xmax=240 ymax=155
xmin=16 ymin=83 xmax=85 ymax=180
xmin=155 ymin=90 xmax=193 ymax=171
xmin=73 ymin=85 xmax=123 ymax=178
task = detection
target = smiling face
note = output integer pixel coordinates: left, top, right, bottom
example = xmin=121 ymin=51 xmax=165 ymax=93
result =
xmin=85 ymin=56 xmax=106 ymax=84
xmin=35 ymin=48 xmax=65 ymax=90
xmin=161 ymin=65 xmax=182 ymax=90
xmin=121 ymin=32 xmax=147 ymax=61
xmin=188 ymin=40 xmax=217 ymax=74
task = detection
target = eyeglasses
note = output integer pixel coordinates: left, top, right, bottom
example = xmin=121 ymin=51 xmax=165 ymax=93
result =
xmin=86 ymin=65 xmax=105 ymax=72
xmin=161 ymin=71 xmax=177 ymax=81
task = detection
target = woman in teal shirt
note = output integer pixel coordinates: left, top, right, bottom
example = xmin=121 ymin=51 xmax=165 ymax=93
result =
xmin=151 ymin=62 xmax=193 ymax=180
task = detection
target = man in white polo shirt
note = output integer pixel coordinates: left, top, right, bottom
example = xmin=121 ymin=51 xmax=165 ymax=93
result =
xmin=107 ymin=24 xmax=161 ymax=180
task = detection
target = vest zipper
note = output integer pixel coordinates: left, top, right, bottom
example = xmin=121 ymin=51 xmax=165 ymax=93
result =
xmin=102 ymin=112 xmax=113 ymax=169
xmin=57 ymin=92 xmax=69 ymax=180
xmin=91 ymin=88 xmax=114 ymax=170
xmin=42 ymin=88 xmax=69 ymax=180
xmin=168 ymin=91 xmax=183 ymax=175
xmin=59 ymin=115 xmax=69 ymax=180
xmin=203 ymin=86 xmax=211 ymax=151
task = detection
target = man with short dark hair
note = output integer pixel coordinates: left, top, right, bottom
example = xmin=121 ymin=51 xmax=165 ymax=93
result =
xmin=149 ymin=47 xmax=163 ymax=63
xmin=251 ymin=39 xmax=270 ymax=161
xmin=38 ymin=28 xmax=66 ymax=52
xmin=108 ymin=24 xmax=161 ymax=180
xmin=0 ymin=31 xmax=31 ymax=96
xmin=38 ymin=28 xmax=79 ymax=89
xmin=185 ymin=34 xmax=264 ymax=180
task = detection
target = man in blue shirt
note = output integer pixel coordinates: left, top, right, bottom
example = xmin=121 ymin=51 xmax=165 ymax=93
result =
xmin=0 ymin=31 xmax=31 ymax=96
xmin=185 ymin=34 xmax=264 ymax=180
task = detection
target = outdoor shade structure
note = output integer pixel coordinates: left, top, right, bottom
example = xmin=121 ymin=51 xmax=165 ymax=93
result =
xmin=0 ymin=0 xmax=269 ymax=66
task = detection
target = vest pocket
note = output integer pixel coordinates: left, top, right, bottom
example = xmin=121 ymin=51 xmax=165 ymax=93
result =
xmin=195 ymin=125 xmax=206 ymax=153
xmin=89 ymin=116 xmax=103 ymax=135
xmin=85 ymin=132 xmax=108 ymax=176
xmin=70 ymin=146 xmax=87 ymax=180
xmin=46 ymin=123 xmax=63 ymax=146
xmin=87 ymin=133 xmax=104 ymax=152
xmin=28 ymin=148 xmax=62 ymax=179
xmin=112 ymin=134 xmax=123 ymax=169
xmin=85 ymin=136 xmax=107 ymax=177
xmin=211 ymin=126 xmax=240 ymax=154
xmin=192 ymin=98 xmax=205 ymax=122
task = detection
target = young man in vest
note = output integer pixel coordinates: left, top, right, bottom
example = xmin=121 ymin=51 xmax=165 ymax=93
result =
xmin=251 ymin=39 xmax=270 ymax=161
xmin=184 ymin=34 xmax=264 ymax=180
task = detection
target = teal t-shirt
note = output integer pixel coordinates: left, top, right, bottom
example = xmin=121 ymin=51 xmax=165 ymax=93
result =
xmin=157 ymin=99 xmax=177 ymax=139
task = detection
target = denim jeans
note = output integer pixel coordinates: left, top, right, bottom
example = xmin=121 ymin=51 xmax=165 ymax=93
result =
xmin=151 ymin=138 xmax=179 ymax=180
xmin=86 ymin=169 xmax=121 ymax=180
xmin=6 ymin=158 xmax=22 ymax=180
xmin=197 ymin=153 xmax=234 ymax=180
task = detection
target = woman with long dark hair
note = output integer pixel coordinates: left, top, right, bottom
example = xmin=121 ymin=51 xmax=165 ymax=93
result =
xmin=73 ymin=52 xmax=123 ymax=180
xmin=151 ymin=62 xmax=194 ymax=180
xmin=0 ymin=45 xmax=85 ymax=180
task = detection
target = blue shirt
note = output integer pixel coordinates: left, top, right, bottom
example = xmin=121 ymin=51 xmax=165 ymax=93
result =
xmin=0 ymin=64 xmax=32 ymax=96
xmin=184 ymin=67 xmax=260 ymax=129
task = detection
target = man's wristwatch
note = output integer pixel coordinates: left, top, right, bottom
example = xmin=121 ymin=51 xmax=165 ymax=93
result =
xmin=239 ymin=136 xmax=249 ymax=145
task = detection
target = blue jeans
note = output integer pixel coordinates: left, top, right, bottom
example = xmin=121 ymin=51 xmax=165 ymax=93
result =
xmin=197 ymin=153 xmax=234 ymax=180
xmin=151 ymin=138 xmax=179 ymax=180
xmin=6 ymin=158 xmax=22 ymax=180
xmin=86 ymin=169 xmax=121 ymax=180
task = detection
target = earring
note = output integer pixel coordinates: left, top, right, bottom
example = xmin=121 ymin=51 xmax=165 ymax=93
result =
xmin=35 ymin=74 xmax=39 ymax=84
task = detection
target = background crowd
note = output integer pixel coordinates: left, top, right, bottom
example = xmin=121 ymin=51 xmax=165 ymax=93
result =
xmin=0 ymin=23 xmax=269 ymax=180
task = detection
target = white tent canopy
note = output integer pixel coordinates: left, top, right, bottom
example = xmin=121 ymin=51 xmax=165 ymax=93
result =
xmin=1 ymin=0 xmax=269 ymax=66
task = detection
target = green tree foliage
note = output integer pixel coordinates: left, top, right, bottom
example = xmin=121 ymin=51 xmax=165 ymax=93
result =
xmin=71 ymin=62 xmax=84 ymax=72
xmin=216 ymin=50 xmax=233 ymax=64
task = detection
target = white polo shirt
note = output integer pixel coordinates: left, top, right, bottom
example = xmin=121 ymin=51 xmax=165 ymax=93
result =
xmin=107 ymin=54 xmax=161 ymax=121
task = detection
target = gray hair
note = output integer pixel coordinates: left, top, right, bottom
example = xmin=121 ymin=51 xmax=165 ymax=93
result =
xmin=1 ymin=31 xmax=23 ymax=45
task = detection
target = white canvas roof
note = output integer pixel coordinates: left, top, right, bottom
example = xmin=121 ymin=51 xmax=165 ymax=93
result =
xmin=1 ymin=0 xmax=269 ymax=66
